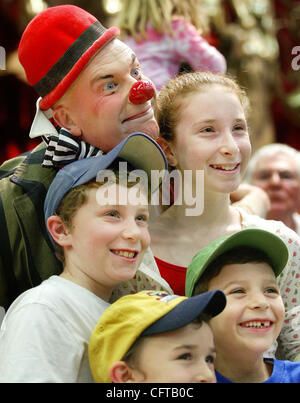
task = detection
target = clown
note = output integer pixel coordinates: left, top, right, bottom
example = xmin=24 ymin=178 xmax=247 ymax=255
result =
xmin=0 ymin=5 xmax=171 ymax=310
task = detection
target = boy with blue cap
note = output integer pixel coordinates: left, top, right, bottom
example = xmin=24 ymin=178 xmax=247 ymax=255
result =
xmin=89 ymin=289 xmax=226 ymax=383
xmin=0 ymin=133 xmax=169 ymax=383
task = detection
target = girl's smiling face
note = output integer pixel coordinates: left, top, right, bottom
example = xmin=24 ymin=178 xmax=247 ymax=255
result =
xmin=166 ymin=86 xmax=252 ymax=194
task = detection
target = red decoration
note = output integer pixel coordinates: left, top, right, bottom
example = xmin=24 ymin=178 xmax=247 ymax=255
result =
xmin=129 ymin=81 xmax=155 ymax=105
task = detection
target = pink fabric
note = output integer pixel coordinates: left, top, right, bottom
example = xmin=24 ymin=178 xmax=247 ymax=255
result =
xmin=124 ymin=18 xmax=227 ymax=91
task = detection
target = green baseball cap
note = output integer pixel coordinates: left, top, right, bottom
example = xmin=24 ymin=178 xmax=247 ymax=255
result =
xmin=185 ymin=229 xmax=289 ymax=297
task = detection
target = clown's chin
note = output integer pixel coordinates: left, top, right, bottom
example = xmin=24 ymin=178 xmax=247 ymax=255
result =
xmin=122 ymin=110 xmax=159 ymax=140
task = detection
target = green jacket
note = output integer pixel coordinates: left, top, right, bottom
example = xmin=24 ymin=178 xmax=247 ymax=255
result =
xmin=0 ymin=142 xmax=62 ymax=310
xmin=0 ymin=142 xmax=172 ymax=311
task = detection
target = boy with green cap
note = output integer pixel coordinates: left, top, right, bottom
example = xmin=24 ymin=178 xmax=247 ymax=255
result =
xmin=186 ymin=228 xmax=300 ymax=383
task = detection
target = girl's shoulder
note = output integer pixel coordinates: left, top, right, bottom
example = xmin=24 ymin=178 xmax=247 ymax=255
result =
xmin=240 ymin=209 xmax=300 ymax=243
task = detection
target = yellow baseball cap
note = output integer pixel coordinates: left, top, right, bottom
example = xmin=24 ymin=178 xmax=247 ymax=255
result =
xmin=89 ymin=289 xmax=226 ymax=383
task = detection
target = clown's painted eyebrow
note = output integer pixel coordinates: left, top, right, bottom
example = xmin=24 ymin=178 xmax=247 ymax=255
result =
xmin=131 ymin=53 xmax=137 ymax=63
xmin=93 ymin=54 xmax=138 ymax=82
xmin=98 ymin=74 xmax=114 ymax=80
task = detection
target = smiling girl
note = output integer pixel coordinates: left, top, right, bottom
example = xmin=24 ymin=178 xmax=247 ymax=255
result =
xmin=149 ymin=72 xmax=300 ymax=361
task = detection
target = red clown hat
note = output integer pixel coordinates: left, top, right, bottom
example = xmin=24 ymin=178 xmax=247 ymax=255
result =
xmin=18 ymin=5 xmax=119 ymax=110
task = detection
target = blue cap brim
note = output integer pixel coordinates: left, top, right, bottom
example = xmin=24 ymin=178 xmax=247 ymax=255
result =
xmin=141 ymin=290 xmax=226 ymax=336
xmin=44 ymin=132 xmax=167 ymax=228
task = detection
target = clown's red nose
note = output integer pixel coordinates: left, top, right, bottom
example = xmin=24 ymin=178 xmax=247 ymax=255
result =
xmin=129 ymin=80 xmax=155 ymax=104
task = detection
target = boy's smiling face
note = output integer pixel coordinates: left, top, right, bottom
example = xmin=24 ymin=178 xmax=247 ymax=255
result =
xmin=62 ymin=184 xmax=150 ymax=297
xmin=207 ymin=262 xmax=285 ymax=361
xmin=128 ymin=322 xmax=217 ymax=383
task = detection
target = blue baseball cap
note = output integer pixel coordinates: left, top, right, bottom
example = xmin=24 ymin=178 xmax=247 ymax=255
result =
xmin=44 ymin=132 xmax=167 ymax=226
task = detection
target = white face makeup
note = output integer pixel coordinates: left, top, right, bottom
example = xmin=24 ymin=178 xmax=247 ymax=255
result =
xmin=59 ymin=39 xmax=158 ymax=151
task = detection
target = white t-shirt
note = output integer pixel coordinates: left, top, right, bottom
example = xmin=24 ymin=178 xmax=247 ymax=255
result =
xmin=0 ymin=276 xmax=110 ymax=383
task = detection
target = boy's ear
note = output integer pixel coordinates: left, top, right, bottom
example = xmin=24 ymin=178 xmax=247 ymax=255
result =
xmin=157 ymin=137 xmax=178 ymax=167
xmin=109 ymin=361 xmax=145 ymax=383
xmin=52 ymin=105 xmax=81 ymax=137
xmin=46 ymin=215 xmax=72 ymax=247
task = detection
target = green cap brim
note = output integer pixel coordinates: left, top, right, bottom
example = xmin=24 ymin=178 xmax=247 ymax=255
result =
xmin=186 ymin=229 xmax=289 ymax=297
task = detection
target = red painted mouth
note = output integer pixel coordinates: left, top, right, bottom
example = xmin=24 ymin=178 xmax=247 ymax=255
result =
xmin=122 ymin=108 xmax=151 ymax=123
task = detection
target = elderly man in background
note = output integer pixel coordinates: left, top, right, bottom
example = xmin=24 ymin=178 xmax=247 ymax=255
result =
xmin=245 ymin=143 xmax=300 ymax=235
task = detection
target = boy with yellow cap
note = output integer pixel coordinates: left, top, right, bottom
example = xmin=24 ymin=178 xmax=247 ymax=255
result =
xmin=89 ymin=289 xmax=226 ymax=383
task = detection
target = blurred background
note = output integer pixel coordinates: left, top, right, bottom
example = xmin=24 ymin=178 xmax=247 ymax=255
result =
xmin=0 ymin=0 xmax=299 ymax=164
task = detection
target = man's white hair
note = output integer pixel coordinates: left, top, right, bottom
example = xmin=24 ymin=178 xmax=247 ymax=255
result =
xmin=245 ymin=143 xmax=300 ymax=183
